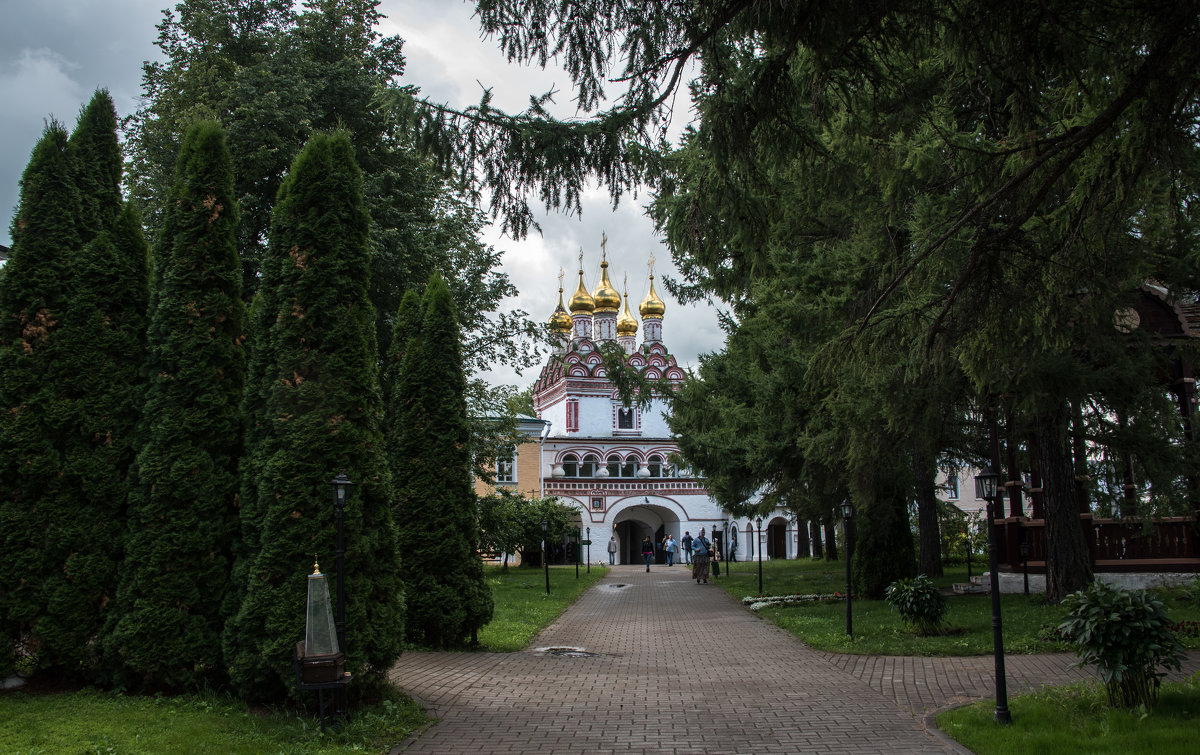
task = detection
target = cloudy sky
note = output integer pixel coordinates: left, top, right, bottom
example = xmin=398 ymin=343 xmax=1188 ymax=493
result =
xmin=0 ymin=0 xmax=724 ymax=388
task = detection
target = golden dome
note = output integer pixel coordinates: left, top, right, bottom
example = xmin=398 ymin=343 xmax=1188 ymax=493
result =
xmin=591 ymin=256 xmax=621 ymax=312
xmin=568 ymin=268 xmax=595 ymax=314
xmin=639 ymin=274 xmax=666 ymax=318
xmin=549 ymin=286 xmax=573 ymax=332
xmin=617 ymin=286 xmax=639 ymax=336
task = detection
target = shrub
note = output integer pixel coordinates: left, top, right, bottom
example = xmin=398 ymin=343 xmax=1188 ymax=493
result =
xmin=1058 ymin=581 xmax=1185 ymax=709
xmin=885 ymin=574 xmax=948 ymax=635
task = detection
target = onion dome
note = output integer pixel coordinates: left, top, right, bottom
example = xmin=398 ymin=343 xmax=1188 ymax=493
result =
xmin=568 ymin=268 xmax=595 ymax=314
xmin=549 ymin=285 xmax=573 ymax=332
xmin=639 ymin=274 xmax=666 ymax=318
xmin=617 ymin=285 xmax=639 ymax=336
xmin=592 ymin=256 xmax=621 ymax=312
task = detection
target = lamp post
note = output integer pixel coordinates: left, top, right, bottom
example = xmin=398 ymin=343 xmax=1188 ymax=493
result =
xmin=586 ymin=527 xmax=591 ymax=573
xmin=331 ymin=472 xmax=352 ymax=719
xmin=756 ymin=516 xmax=763 ymax=595
xmin=542 ymin=519 xmax=550 ymax=596
xmin=975 ymin=465 xmax=1012 ymax=724
xmin=574 ymin=526 xmax=580 ymax=579
xmin=965 ymin=517 xmax=973 ymax=579
xmin=1019 ymin=539 xmax=1030 ymax=596
xmin=841 ymin=500 xmax=853 ymax=638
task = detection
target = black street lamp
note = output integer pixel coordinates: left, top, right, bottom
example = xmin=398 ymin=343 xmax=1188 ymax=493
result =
xmin=965 ymin=516 xmax=973 ymax=579
xmin=841 ymin=500 xmax=853 ymax=638
xmin=574 ymin=526 xmax=580 ymax=579
xmin=331 ymin=472 xmax=353 ymax=718
xmin=756 ymin=516 xmax=763 ymax=595
xmin=974 ymin=465 xmax=1012 ymax=724
xmin=541 ymin=518 xmax=550 ymax=596
xmin=586 ymin=527 xmax=591 ymax=573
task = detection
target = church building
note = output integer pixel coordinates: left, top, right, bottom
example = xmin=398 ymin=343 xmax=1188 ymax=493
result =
xmin=518 ymin=240 xmax=795 ymax=565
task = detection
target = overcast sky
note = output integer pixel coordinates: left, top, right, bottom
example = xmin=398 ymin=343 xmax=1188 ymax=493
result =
xmin=0 ymin=0 xmax=724 ymax=388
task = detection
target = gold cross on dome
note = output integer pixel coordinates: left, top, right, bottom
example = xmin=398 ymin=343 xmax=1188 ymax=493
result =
xmin=600 ymin=231 xmax=608 ymax=261
xmin=623 ymin=273 xmax=628 ymax=295
xmin=577 ymin=248 xmax=584 ymax=271
xmin=558 ymin=267 xmax=564 ymax=290
xmin=648 ymin=252 xmax=656 ymax=278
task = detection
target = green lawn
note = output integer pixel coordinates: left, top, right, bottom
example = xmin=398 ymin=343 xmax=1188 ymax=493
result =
xmin=0 ymin=686 xmax=427 ymax=754
xmin=937 ymin=678 xmax=1200 ymax=755
xmin=711 ymin=557 xmax=1200 ymax=656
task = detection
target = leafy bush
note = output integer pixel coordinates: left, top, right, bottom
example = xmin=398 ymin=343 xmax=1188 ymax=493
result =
xmin=1058 ymin=581 xmax=1185 ymax=709
xmin=885 ymin=574 xmax=948 ymax=635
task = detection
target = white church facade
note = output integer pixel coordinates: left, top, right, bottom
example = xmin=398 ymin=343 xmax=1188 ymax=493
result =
xmin=508 ymin=244 xmax=798 ymax=565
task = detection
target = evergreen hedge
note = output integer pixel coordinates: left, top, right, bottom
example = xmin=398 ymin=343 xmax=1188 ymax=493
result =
xmin=394 ymin=274 xmax=493 ymax=647
xmin=226 ymin=132 xmax=403 ymax=702
xmin=103 ymin=120 xmax=246 ymax=690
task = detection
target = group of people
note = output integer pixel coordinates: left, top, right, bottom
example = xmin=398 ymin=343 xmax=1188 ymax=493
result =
xmin=625 ymin=529 xmax=720 ymax=583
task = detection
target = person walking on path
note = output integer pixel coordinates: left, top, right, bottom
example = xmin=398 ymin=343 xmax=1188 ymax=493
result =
xmin=710 ymin=545 xmax=721 ymax=578
xmin=681 ymin=531 xmax=693 ymax=564
xmin=664 ymin=535 xmax=677 ymax=566
xmin=607 ymin=535 xmax=618 ymax=565
xmin=692 ymin=531 xmax=711 ymax=583
xmin=641 ymin=536 xmax=654 ymax=571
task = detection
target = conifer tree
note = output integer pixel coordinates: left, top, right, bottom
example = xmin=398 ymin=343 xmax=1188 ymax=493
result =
xmin=103 ymin=121 xmax=246 ymax=690
xmin=40 ymin=204 xmax=150 ymax=675
xmin=394 ymin=274 xmax=493 ymax=648
xmin=227 ymin=132 xmax=403 ymax=702
xmin=0 ymin=121 xmax=81 ymax=676
xmin=67 ymin=91 xmax=123 ymax=243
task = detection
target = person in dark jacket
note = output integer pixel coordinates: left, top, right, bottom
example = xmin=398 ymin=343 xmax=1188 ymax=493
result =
xmin=641 ymin=536 xmax=655 ymax=572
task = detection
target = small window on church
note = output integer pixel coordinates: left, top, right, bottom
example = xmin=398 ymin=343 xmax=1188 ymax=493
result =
xmin=621 ymin=457 xmax=636 ymax=478
xmin=648 ymin=455 xmax=663 ymax=477
xmin=607 ymin=454 xmax=621 ymax=477
xmin=581 ymin=454 xmax=598 ymax=477
xmin=566 ymin=400 xmax=579 ymax=432
xmin=617 ymin=407 xmax=634 ymax=429
xmin=945 ymin=475 xmax=959 ymax=500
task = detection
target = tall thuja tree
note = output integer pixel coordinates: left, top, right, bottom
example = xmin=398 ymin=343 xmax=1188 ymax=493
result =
xmin=227 ymin=132 xmax=403 ymax=702
xmin=68 ymin=90 xmax=124 ymax=243
xmin=103 ymin=121 xmax=246 ymax=690
xmin=33 ymin=92 xmax=149 ymax=678
xmin=394 ymin=273 xmax=493 ymax=647
xmin=0 ymin=121 xmax=81 ymax=676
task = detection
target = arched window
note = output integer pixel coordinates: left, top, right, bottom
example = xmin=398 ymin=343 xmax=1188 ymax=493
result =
xmin=562 ymin=453 xmax=578 ymax=477
xmin=607 ymin=454 xmax=621 ymax=478
xmin=648 ymin=455 xmax=663 ymax=477
xmin=621 ymin=456 xmax=636 ymax=478
xmin=581 ymin=454 xmax=599 ymax=477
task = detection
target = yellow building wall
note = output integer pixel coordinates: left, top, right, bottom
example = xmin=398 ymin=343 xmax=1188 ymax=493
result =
xmin=473 ymin=438 xmax=542 ymax=499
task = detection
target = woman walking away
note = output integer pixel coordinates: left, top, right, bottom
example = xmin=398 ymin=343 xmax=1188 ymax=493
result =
xmin=692 ymin=532 xmax=711 ymax=583
xmin=607 ymin=535 xmax=618 ymax=565
xmin=641 ymin=536 xmax=655 ymax=572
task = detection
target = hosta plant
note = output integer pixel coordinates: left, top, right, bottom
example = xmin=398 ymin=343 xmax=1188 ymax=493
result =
xmin=1058 ymin=581 xmax=1185 ymax=709
xmin=885 ymin=574 xmax=947 ymax=635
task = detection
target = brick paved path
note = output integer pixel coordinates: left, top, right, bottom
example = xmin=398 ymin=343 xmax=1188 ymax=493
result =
xmin=388 ymin=565 xmax=1199 ymax=754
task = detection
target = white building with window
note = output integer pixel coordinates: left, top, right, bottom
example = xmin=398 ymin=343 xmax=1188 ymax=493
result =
xmin=525 ymin=247 xmax=786 ymax=565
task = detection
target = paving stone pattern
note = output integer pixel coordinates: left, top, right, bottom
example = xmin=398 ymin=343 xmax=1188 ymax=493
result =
xmin=388 ymin=565 xmax=1199 ymax=754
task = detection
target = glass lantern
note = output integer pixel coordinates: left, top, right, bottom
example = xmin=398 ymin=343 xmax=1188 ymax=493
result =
xmin=306 ymin=561 xmax=340 ymax=657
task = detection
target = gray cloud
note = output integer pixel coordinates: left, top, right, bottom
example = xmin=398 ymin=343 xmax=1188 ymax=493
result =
xmin=0 ymin=0 xmax=725 ymax=385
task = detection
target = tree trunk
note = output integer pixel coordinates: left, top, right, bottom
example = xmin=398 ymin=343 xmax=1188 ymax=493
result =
xmin=796 ymin=520 xmax=811 ymax=558
xmin=824 ymin=519 xmax=838 ymax=562
xmin=914 ymin=449 xmax=943 ymax=577
xmin=810 ymin=520 xmax=823 ymax=559
xmin=1036 ymin=401 xmax=1094 ymax=602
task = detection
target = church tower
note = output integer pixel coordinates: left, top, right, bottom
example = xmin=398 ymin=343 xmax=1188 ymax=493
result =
xmin=639 ymin=255 xmax=666 ymax=345
xmin=591 ymin=235 xmax=621 ymax=342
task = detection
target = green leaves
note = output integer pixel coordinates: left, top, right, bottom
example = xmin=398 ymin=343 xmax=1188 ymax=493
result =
xmin=885 ymin=574 xmax=949 ymax=636
xmin=1058 ymin=582 xmax=1186 ymax=708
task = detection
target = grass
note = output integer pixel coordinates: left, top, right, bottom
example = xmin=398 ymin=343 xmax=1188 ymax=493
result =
xmin=0 ymin=686 xmax=427 ymax=754
xmin=472 ymin=564 xmax=609 ymax=651
xmin=0 ymin=564 xmax=604 ymax=753
xmin=936 ymin=677 xmax=1200 ymax=754
xmin=711 ymin=557 xmax=1200 ymax=656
